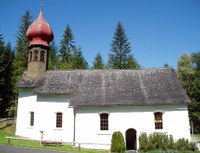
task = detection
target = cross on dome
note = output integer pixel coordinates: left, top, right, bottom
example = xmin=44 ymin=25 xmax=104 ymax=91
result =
xmin=26 ymin=6 xmax=54 ymax=47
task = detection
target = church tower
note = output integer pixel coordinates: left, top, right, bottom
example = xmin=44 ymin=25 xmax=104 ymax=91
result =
xmin=26 ymin=7 xmax=54 ymax=80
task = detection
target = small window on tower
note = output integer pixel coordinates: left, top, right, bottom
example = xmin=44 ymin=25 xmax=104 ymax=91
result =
xmin=34 ymin=50 xmax=38 ymax=61
xmin=40 ymin=51 xmax=45 ymax=62
xmin=29 ymin=51 xmax=32 ymax=62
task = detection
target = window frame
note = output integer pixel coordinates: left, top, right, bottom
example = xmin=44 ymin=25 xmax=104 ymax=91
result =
xmin=29 ymin=51 xmax=32 ymax=62
xmin=30 ymin=112 xmax=34 ymax=127
xmin=100 ymin=113 xmax=109 ymax=131
xmin=33 ymin=50 xmax=38 ymax=61
xmin=154 ymin=112 xmax=163 ymax=129
xmin=56 ymin=112 xmax=63 ymax=128
xmin=40 ymin=50 xmax=45 ymax=62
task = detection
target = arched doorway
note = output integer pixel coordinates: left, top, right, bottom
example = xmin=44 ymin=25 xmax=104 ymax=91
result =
xmin=125 ymin=128 xmax=137 ymax=150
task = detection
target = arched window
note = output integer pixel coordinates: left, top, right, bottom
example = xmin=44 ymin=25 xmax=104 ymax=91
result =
xmin=154 ymin=112 xmax=163 ymax=129
xmin=40 ymin=51 xmax=45 ymax=62
xmin=100 ymin=113 xmax=109 ymax=130
xmin=56 ymin=112 xmax=63 ymax=128
xmin=29 ymin=51 xmax=32 ymax=62
xmin=33 ymin=50 xmax=38 ymax=61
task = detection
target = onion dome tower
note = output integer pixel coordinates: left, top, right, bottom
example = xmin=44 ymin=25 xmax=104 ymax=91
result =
xmin=26 ymin=6 xmax=54 ymax=80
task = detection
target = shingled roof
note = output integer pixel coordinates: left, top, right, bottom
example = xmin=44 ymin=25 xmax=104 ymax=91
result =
xmin=19 ymin=68 xmax=190 ymax=107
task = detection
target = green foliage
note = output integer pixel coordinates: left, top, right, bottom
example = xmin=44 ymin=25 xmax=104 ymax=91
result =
xmin=174 ymin=138 xmax=197 ymax=151
xmin=70 ymin=47 xmax=88 ymax=69
xmin=48 ymin=40 xmax=59 ymax=70
xmin=108 ymin=22 xmax=139 ymax=69
xmin=6 ymin=106 xmax=17 ymax=118
xmin=93 ymin=53 xmax=105 ymax=69
xmin=138 ymin=132 xmax=149 ymax=152
xmin=58 ymin=25 xmax=88 ymax=69
xmin=13 ymin=10 xmax=33 ymax=99
xmin=148 ymin=132 xmax=169 ymax=151
xmin=139 ymin=132 xmax=198 ymax=152
xmin=59 ymin=24 xmax=75 ymax=63
xmin=177 ymin=52 xmax=200 ymax=133
xmin=0 ymin=35 xmax=15 ymax=117
xmin=6 ymin=100 xmax=17 ymax=118
xmin=110 ymin=131 xmax=126 ymax=153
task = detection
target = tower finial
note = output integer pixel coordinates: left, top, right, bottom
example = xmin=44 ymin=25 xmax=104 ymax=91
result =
xmin=40 ymin=4 xmax=43 ymax=12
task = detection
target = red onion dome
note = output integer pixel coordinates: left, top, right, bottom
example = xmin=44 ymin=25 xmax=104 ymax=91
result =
xmin=26 ymin=9 xmax=54 ymax=47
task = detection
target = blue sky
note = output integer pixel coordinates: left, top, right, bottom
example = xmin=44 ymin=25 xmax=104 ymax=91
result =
xmin=1 ymin=0 xmax=200 ymax=68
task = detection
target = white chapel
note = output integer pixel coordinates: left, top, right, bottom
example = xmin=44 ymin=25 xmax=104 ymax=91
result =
xmin=15 ymin=9 xmax=191 ymax=150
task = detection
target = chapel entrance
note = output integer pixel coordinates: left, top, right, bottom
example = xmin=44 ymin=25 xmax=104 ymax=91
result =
xmin=125 ymin=128 xmax=137 ymax=150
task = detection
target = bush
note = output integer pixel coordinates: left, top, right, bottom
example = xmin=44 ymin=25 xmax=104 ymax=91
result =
xmin=174 ymin=138 xmax=198 ymax=151
xmin=148 ymin=132 xmax=169 ymax=151
xmin=138 ymin=132 xmax=149 ymax=152
xmin=139 ymin=132 xmax=198 ymax=152
xmin=110 ymin=131 xmax=126 ymax=153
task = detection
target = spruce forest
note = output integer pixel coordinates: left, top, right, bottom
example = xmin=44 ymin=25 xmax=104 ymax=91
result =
xmin=0 ymin=10 xmax=200 ymax=133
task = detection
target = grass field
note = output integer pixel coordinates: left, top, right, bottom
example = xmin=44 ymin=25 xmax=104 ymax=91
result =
xmin=1 ymin=125 xmax=200 ymax=153
xmin=0 ymin=125 xmax=108 ymax=153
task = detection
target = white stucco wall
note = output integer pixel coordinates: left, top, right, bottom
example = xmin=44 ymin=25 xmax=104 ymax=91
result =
xmin=15 ymin=88 xmax=74 ymax=142
xmin=16 ymin=88 xmax=190 ymax=150
xmin=75 ymin=105 xmax=191 ymax=150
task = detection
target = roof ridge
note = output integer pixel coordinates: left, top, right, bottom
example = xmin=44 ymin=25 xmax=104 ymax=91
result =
xmin=46 ymin=67 xmax=173 ymax=72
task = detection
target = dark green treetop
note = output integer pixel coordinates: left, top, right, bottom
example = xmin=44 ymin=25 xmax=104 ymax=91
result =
xmin=108 ymin=22 xmax=139 ymax=69
xmin=59 ymin=24 xmax=75 ymax=63
xmin=93 ymin=53 xmax=105 ymax=69
xmin=0 ymin=35 xmax=14 ymax=117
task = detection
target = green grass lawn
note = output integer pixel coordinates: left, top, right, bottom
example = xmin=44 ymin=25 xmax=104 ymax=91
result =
xmin=1 ymin=125 xmax=200 ymax=153
xmin=194 ymin=134 xmax=200 ymax=140
xmin=0 ymin=125 xmax=108 ymax=153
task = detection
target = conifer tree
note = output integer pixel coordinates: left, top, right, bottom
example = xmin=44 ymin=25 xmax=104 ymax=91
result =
xmin=0 ymin=35 xmax=14 ymax=117
xmin=59 ymin=24 xmax=88 ymax=69
xmin=59 ymin=24 xmax=75 ymax=63
xmin=108 ymin=22 xmax=139 ymax=69
xmin=93 ymin=53 xmax=105 ymax=69
xmin=70 ymin=47 xmax=88 ymax=69
xmin=49 ymin=40 xmax=58 ymax=70
xmin=13 ymin=10 xmax=33 ymax=96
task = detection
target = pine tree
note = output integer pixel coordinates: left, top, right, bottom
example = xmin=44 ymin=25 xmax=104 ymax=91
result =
xmin=93 ymin=53 xmax=104 ymax=69
xmin=70 ymin=47 xmax=88 ymax=69
xmin=59 ymin=24 xmax=75 ymax=63
xmin=58 ymin=24 xmax=88 ymax=69
xmin=108 ymin=22 xmax=139 ymax=69
xmin=126 ymin=54 xmax=140 ymax=69
xmin=13 ymin=10 xmax=33 ymax=96
xmin=49 ymin=40 xmax=58 ymax=70
xmin=0 ymin=35 xmax=14 ymax=117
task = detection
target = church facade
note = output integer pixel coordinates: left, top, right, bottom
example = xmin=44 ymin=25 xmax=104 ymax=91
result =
xmin=15 ymin=9 xmax=191 ymax=150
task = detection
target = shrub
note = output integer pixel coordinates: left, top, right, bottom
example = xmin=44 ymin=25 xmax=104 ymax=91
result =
xmin=168 ymin=135 xmax=174 ymax=150
xmin=139 ymin=132 xmax=198 ymax=152
xmin=110 ymin=131 xmax=126 ymax=153
xmin=148 ymin=132 xmax=169 ymax=151
xmin=174 ymin=138 xmax=198 ymax=151
xmin=139 ymin=132 xmax=149 ymax=152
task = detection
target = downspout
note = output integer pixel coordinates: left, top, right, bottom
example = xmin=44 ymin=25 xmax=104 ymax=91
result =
xmin=73 ymin=109 xmax=76 ymax=146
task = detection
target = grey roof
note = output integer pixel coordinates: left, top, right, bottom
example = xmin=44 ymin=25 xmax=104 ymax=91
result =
xmin=19 ymin=68 xmax=191 ymax=107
